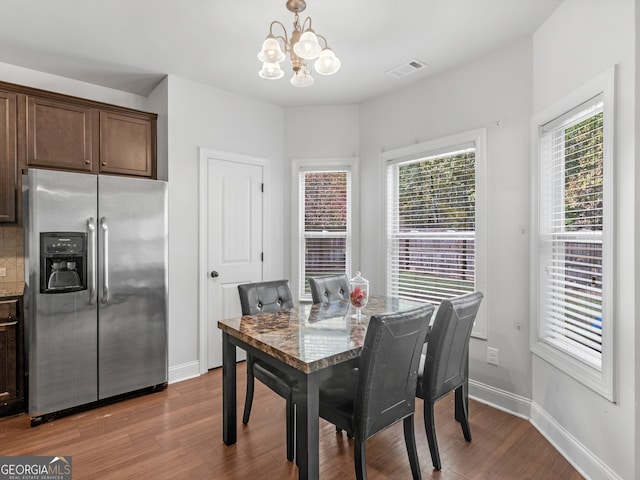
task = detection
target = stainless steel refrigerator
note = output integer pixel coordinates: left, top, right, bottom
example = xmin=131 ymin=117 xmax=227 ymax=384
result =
xmin=23 ymin=168 xmax=168 ymax=423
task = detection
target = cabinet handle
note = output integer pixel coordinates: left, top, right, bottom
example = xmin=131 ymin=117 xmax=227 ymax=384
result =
xmin=85 ymin=159 xmax=90 ymax=164
xmin=0 ymin=320 xmax=17 ymax=327
xmin=102 ymin=162 xmax=107 ymax=166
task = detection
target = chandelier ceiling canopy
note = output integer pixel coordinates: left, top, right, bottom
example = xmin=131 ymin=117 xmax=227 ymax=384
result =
xmin=258 ymin=0 xmax=341 ymax=88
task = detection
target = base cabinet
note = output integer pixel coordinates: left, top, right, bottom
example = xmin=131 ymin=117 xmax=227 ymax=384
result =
xmin=0 ymin=297 xmax=23 ymax=417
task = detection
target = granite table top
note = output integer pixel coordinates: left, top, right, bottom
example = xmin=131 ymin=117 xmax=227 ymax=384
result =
xmin=218 ymin=295 xmax=429 ymax=374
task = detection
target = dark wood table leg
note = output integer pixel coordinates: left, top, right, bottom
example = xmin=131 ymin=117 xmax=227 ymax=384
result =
xmin=296 ymin=371 xmax=320 ymax=480
xmin=222 ymin=332 xmax=237 ymax=445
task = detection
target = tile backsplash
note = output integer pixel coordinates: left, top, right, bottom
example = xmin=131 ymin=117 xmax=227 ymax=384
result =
xmin=0 ymin=226 xmax=25 ymax=286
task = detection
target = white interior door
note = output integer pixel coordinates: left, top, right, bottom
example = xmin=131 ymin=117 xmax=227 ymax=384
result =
xmin=207 ymin=157 xmax=263 ymax=369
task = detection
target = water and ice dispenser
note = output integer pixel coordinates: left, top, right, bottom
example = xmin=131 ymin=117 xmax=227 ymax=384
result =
xmin=40 ymin=232 xmax=87 ymax=293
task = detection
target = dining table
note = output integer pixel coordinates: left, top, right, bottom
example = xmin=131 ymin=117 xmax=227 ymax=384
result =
xmin=218 ymin=294 xmax=428 ymax=480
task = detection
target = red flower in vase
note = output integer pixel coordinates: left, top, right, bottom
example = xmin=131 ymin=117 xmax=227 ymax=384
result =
xmin=350 ymin=286 xmax=368 ymax=308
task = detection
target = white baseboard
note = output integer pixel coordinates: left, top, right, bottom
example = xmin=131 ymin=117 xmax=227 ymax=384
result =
xmin=469 ymin=379 xmax=620 ymax=480
xmin=468 ymin=379 xmax=531 ymax=419
xmin=530 ymin=402 xmax=621 ymax=480
xmin=168 ymin=360 xmax=201 ymax=384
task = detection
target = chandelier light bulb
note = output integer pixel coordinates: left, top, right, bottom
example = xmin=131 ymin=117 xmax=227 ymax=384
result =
xmin=314 ymin=48 xmax=341 ymax=75
xmin=258 ymin=36 xmax=285 ymax=63
xmin=290 ymin=70 xmax=314 ymax=87
xmin=258 ymin=62 xmax=285 ymax=80
xmin=293 ymin=30 xmax=322 ymax=60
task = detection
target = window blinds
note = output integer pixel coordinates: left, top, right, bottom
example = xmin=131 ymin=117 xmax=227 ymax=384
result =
xmin=300 ymin=170 xmax=350 ymax=297
xmin=539 ymin=95 xmax=604 ymax=370
xmin=387 ymin=148 xmax=476 ymax=304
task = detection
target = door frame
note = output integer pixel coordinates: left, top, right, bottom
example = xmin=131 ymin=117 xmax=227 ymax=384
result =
xmin=198 ymin=147 xmax=270 ymax=374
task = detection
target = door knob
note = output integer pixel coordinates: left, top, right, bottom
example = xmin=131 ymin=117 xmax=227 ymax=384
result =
xmin=210 ymin=271 xmax=219 ymax=278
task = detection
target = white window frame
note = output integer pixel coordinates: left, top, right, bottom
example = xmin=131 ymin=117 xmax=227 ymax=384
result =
xmin=530 ymin=67 xmax=615 ymax=401
xmin=382 ymin=129 xmax=487 ymax=338
xmin=291 ymin=157 xmax=359 ymax=302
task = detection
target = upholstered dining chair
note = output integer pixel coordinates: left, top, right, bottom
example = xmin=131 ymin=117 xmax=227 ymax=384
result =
xmin=318 ymin=303 xmax=435 ymax=480
xmin=237 ymin=280 xmax=297 ymax=461
xmin=308 ymin=274 xmax=350 ymax=304
xmin=416 ymin=291 xmax=484 ymax=470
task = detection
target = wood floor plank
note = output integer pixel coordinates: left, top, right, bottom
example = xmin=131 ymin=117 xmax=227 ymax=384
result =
xmin=0 ymin=362 xmax=583 ymax=479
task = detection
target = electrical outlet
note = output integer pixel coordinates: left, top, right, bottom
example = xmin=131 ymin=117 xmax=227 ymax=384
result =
xmin=0 ymin=267 xmax=6 ymax=277
xmin=487 ymin=347 xmax=499 ymax=366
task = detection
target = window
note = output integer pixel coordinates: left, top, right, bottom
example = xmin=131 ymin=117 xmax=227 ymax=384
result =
xmin=384 ymin=130 xmax=487 ymax=338
xmin=291 ymin=158 xmax=358 ymax=301
xmin=531 ymin=68 xmax=614 ymax=400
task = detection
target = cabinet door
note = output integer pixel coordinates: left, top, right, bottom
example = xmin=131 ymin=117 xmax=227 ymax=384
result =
xmin=27 ymin=96 xmax=95 ymax=173
xmin=100 ymin=111 xmax=154 ymax=177
xmin=0 ymin=91 xmax=17 ymax=223
xmin=0 ymin=299 xmax=18 ymax=404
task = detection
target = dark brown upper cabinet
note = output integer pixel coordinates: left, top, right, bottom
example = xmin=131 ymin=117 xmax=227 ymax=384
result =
xmin=0 ymin=81 xmax=157 ymax=224
xmin=100 ymin=111 xmax=154 ymax=177
xmin=27 ymin=96 xmax=96 ymax=173
xmin=0 ymin=90 xmax=17 ymax=223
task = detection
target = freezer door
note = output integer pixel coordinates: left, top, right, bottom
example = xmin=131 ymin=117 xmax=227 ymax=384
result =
xmin=97 ymin=175 xmax=168 ymax=399
xmin=24 ymin=169 xmax=99 ymax=416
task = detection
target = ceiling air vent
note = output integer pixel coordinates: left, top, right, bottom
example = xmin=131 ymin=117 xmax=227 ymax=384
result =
xmin=385 ymin=59 xmax=428 ymax=79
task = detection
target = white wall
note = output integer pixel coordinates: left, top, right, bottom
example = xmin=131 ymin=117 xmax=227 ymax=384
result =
xmin=165 ymin=75 xmax=285 ymax=382
xmin=146 ymin=76 xmax=169 ymax=182
xmin=635 ymin=2 xmax=640 ymax=472
xmin=284 ymin=105 xmax=359 ymax=159
xmin=358 ymin=38 xmax=534 ymax=411
xmin=531 ymin=1 xmax=636 ymax=479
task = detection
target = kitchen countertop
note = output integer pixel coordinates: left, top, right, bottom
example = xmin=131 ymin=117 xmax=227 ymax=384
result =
xmin=0 ymin=282 xmax=25 ymax=298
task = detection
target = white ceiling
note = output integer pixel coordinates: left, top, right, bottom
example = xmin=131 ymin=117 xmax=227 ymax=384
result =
xmin=0 ymin=0 xmax=563 ymax=107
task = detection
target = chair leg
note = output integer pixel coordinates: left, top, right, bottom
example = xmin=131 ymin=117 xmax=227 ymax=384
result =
xmin=354 ymin=440 xmax=367 ymax=480
xmin=424 ymin=401 xmax=441 ymax=470
xmin=403 ymin=416 xmax=422 ymax=480
xmin=455 ymin=385 xmax=472 ymax=442
xmin=242 ymin=361 xmax=255 ymax=425
xmin=285 ymin=395 xmax=294 ymax=462
xmin=455 ymin=377 xmax=469 ymax=423
xmin=336 ymin=426 xmax=354 ymax=439
xmin=455 ymin=352 xmax=470 ymax=425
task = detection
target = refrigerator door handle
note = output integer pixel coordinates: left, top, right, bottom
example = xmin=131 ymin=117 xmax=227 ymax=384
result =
xmin=87 ymin=217 xmax=97 ymax=305
xmin=100 ymin=216 xmax=109 ymax=304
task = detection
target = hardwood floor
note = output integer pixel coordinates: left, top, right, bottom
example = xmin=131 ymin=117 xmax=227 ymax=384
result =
xmin=0 ymin=363 xmax=583 ymax=479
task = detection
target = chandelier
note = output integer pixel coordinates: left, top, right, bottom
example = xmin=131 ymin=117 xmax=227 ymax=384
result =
xmin=257 ymin=0 xmax=341 ymax=87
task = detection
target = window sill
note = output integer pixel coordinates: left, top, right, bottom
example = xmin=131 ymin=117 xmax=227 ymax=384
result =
xmin=531 ymin=339 xmax=614 ymax=402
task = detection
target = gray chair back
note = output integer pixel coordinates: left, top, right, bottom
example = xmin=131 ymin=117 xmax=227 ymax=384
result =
xmin=309 ymin=274 xmax=350 ymax=304
xmin=418 ymin=291 xmax=483 ymax=402
xmin=356 ymin=304 xmax=434 ymax=440
xmin=238 ymin=280 xmax=294 ymax=315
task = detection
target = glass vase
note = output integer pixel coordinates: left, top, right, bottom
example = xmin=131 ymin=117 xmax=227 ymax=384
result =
xmin=349 ymin=271 xmax=369 ymax=320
